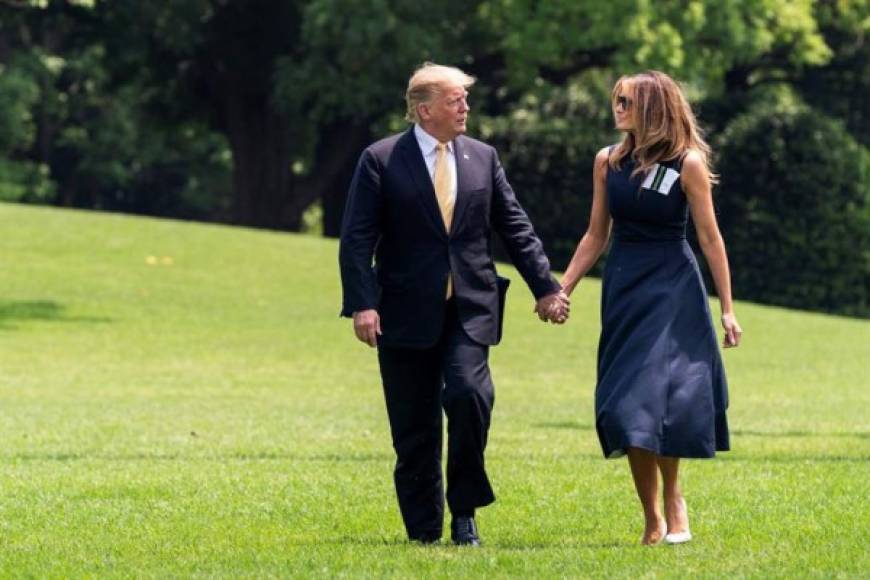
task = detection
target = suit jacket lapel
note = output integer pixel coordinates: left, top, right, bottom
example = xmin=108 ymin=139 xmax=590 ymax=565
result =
xmin=450 ymin=135 xmax=474 ymax=237
xmin=398 ymin=128 xmax=448 ymax=238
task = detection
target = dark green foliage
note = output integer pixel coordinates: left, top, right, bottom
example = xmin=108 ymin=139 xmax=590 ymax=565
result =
xmin=797 ymin=1 xmax=869 ymax=146
xmin=716 ymin=90 xmax=869 ymax=317
xmin=485 ymin=72 xmax=618 ymax=271
xmin=1 ymin=0 xmax=866 ymax=316
xmin=0 ymin=52 xmax=54 ymax=202
xmin=0 ymin=158 xmax=55 ymax=203
xmin=0 ymin=6 xmax=232 ymax=219
xmin=47 ymin=47 xmax=233 ymax=219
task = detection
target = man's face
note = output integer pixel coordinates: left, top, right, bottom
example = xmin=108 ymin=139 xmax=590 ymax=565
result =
xmin=420 ymin=83 xmax=469 ymax=142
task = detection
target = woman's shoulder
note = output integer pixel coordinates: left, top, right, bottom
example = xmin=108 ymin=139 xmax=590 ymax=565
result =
xmin=678 ymin=149 xmax=714 ymax=194
xmin=679 ymin=150 xmax=708 ymax=179
xmin=598 ymin=143 xmax=624 ymax=164
xmin=594 ymin=146 xmax=614 ymax=174
xmin=680 ymin=149 xmax=704 ymax=167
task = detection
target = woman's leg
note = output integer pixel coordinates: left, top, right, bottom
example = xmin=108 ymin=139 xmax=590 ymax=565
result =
xmin=657 ymin=456 xmax=689 ymax=534
xmin=626 ymin=447 xmax=666 ymax=544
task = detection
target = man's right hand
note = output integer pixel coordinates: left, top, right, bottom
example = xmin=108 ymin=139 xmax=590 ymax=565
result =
xmin=352 ymin=309 xmax=382 ymax=347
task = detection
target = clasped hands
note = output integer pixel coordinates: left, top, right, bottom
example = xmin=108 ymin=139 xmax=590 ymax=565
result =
xmin=534 ymin=290 xmax=571 ymax=324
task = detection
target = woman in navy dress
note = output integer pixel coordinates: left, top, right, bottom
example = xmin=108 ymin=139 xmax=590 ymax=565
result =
xmin=556 ymin=71 xmax=743 ymax=545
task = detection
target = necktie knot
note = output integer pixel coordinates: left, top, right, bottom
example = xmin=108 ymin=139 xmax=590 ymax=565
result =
xmin=437 ymin=142 xmax=448 ymax=153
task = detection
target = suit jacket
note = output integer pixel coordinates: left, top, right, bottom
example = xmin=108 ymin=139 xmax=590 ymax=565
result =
xmin=339 ymin=127 xmax=560 ymax=348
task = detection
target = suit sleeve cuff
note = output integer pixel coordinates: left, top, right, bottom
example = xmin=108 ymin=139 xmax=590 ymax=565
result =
xmin=531 ymin=277 xmax=562 ymax=300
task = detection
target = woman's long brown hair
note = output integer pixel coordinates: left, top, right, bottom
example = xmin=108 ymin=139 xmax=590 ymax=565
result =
xmin=609 ymin=71 xmax=717 ymax=184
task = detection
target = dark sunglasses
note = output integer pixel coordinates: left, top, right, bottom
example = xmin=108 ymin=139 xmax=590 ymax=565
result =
xmin=616 ymin=95 xmax=633 ymax=110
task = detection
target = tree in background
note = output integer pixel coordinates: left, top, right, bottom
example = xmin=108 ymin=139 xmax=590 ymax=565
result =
xmin=0 ymin=0 xmax=233 ymax=218
xmin=0 ymin=48 xmax=52 ymax=203
xmin=1 ymin=0 xmax=866 ymax=315
xmin=797 ymin=0 xmax=868 ymax=146
xmin=716 ymin=88 xmax=869 ymax=317
xmin=479 ymin=0 xmax=838 ymax=265
xmin=0 ymin=0 xmax=835 ymax=228
xmin=87 ymin=0 xmax=490 ymax=232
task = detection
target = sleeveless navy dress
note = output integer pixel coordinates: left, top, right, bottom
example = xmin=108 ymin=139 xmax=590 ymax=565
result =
xmin=596 ymin=152 xmax=730 ymax=459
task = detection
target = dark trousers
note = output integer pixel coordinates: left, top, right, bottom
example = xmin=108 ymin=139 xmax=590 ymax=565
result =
xmin=377 ymin=299 xmax=496 ymax=540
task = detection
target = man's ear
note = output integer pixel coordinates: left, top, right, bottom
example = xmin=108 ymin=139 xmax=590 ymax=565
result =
xmin=417 ymin=102 xmax=430 ymax=121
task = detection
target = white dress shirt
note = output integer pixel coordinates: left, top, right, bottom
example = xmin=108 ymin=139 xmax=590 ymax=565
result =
xmin=414 ymin=124 xmax=457 ymax=204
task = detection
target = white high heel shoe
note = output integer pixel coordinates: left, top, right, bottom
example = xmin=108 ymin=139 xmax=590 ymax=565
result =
xmin=664 ymin=529 xmax=692 ymax=544
xmin=665 ymin=497 xmax=692 ymax=544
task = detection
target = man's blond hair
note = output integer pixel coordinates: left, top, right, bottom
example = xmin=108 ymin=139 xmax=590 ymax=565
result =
xmin=405 ymin=62 xmax=476 ymax=123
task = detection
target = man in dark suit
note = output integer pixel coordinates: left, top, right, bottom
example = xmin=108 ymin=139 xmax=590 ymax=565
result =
xmin=339 ymin=63 xmax=569 ymax=546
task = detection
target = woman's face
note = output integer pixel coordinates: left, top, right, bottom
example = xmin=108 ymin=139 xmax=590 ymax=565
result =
xmin=613 ymin=83 xmax=635 ymax=132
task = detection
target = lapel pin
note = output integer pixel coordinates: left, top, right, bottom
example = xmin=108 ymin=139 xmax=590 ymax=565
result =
xmin=463 ymin=154 xmax=469 ymax=160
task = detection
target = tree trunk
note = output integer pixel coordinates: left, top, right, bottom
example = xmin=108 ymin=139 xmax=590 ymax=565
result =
xmin=319 ymin=123 xmax=372 ymax=238
xmin=203 ymin=0 xmax=303 ymax=229
xmin=224 ymin=88 xmax=297 ymax=229
xmin=320 ymin=161 xmax=357 ymax=238
xmin=223 ymin=97 xmax=371 ymax=232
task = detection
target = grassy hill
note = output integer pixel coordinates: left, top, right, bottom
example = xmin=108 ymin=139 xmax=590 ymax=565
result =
xmin=0 ymin=202 xmax=867 ymax=577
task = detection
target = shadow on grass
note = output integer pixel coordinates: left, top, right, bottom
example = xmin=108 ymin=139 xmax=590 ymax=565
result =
xmin=5 ymin=451 xmax=395 ymax=462
xmin=483 ymin=538 xmax=624 ymax=550
xmin=733 ymin=429 xmax=870 ymax=439
xmin=294 ymin=536 xmax=625 ymax=550
xmin=8 ymin=449 xmax=867 ymax=463
xmin=534 ymin=421 xmax=594 ymax=430
xmin=234 ymin=451 xmax=394 ymax=462
xmin=718 ymin=454 xmax=870 ymax=463
xmin=319 ymin=536 xmax=419 ymax=547
xmin=0 ymin=300 xmax=112 ymax=329
xmin=535 ymin=425 xmax=870 ymax=439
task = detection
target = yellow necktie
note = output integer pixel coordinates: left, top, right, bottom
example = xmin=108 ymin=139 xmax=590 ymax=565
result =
xmin=433 ymin=143 xmax=454 ymax=229
xmin=433 ymin=142 xmax=454 ymax=298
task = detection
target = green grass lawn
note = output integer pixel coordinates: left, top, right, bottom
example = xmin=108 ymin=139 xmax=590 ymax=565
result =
xmin=1 ymin=202 xmax=868 ymax=578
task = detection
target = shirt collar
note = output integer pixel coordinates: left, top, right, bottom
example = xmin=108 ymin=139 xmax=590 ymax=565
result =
xmin=414 ymin=124 xmax=452 ymax=156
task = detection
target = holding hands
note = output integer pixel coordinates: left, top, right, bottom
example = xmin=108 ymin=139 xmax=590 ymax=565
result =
xmin=535 ymin=290 xmax=571 ymax=324
xmin=353 ymin=287 xmax=575 ymax=349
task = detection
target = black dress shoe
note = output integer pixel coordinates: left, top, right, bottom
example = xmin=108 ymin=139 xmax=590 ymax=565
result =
xmin=450 ymin=516 xmax=481 ymax=546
